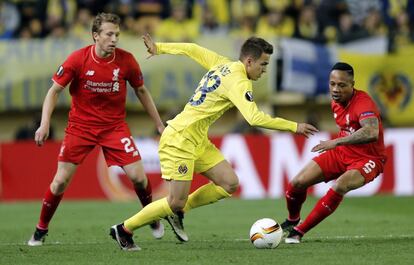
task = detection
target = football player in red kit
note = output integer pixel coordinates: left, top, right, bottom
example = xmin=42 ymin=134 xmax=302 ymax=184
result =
xmin=282 ymin=62 xmax=387 ymax=243
xmin=28 ymin=13 xmax=165 ymax=246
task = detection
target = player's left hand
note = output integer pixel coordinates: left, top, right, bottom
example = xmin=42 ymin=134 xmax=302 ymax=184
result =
xmin=311 ymin=139 xmax=337 ymax=153
xmin=142 ymin=33 xmax=157 ymax=59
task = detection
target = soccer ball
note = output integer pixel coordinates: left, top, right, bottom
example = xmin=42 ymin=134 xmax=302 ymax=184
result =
xmin=249 ymin=218 xmax=283 ymax=249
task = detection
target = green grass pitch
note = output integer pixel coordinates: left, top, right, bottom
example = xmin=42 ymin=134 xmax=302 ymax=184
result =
xmin=1 ymin=196 xmax=413 ymax=265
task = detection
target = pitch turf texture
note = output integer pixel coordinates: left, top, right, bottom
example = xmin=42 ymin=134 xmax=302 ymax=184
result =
xmin=1 ymin=196 xmax=413 ymax=265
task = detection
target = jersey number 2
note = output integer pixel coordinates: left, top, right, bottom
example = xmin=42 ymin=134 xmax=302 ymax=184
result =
xmin=362 ymin=160 xmax=376 ymax=174
xmin=121 ymin=137 xmax=136 ymax=153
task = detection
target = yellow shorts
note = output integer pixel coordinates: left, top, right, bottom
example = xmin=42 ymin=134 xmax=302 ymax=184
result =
xmin=158 ymin=126 xmax=225 ymax=181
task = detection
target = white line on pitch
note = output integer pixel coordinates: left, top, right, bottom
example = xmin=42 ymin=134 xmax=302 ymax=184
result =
xmin=1 ymin=234 xmax=413 ymax=246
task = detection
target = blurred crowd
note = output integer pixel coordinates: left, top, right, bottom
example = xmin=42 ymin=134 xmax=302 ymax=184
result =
xmin=1 ymin=0 xmax=414 ymax=52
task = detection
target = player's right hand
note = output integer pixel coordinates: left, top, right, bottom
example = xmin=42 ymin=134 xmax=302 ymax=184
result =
xmin=34 ymin=125 xmax=49 ymax=146
xmin=296 ymin=123 xmax=319 ymax=138
xmin=142 ymin=33 xmax=157 ymax=59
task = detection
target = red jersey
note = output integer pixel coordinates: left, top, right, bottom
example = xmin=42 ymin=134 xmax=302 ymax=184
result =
xmin=332 ymin=89 xmax=386 ymax=161
xmin=52 ymin=45 xmax=144 ymax=126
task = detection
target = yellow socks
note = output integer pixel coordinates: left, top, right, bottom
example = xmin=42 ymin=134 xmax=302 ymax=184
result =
xmin=123 ymin=183 xmax=231 ymax=232
xmin=183 ymin=183 xmax=231 ymax=212
xmin=124 ymin=198 xmax=173 ymax=232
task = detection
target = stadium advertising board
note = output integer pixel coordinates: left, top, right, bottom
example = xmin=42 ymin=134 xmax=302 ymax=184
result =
xmin=1 ymin=129 xmax=413 ymax=200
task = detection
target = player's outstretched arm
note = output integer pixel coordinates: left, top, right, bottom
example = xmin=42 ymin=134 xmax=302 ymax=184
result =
xmin=311 ymin=117 xmax=379 ymax=153
xmin=226 ymin=81 xmax=318 ymax=136
xmin=35 ymin=82 xmax=64 ymax=146
xmin=142 ymin=33 xmax=229 ymax=69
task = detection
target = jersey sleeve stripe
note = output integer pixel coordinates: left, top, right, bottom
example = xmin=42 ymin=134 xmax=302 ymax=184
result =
xmin=51 ymin=78 xmax=66 ymax=88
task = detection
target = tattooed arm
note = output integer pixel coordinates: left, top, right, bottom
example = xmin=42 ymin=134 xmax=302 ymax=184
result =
xmin=336 ymin=117 xmax=379 ymax=145
xmin=311 ymin=117 xmax=379 ymax=153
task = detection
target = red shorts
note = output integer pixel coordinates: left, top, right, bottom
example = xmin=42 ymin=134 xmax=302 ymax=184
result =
xmin=58 ymin=122 xmax=141 ymax=166
xmin=313 ymin=149 xmax=384 ymax=184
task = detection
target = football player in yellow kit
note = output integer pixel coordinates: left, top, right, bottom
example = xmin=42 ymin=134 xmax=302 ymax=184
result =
xmin=110 ymin=33 xmax=318 ymax=251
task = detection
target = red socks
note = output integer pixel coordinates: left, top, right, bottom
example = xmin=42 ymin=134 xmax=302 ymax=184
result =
xmin=37 ymin=187 xmax=64 ymax=230
xmin=134 ymin=178 xmax=153 ymax=207
xmin=285 ymin=183 xmax=307 ymax=221
xmin=296 ymin=188 xmax=343 ymax=234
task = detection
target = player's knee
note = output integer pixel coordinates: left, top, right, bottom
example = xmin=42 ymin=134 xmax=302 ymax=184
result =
xmin=126 ymin=169 xmax=147 ymax=183
xmin=168 ymin=197 xmax=187 ymax=212
xmin=223 ymin=181 xmax=239 ymax=194
xmin=290 ymin=176 xmax=308 ymax=190
xmin=129 ymin=176 xmax=147 ymax=189
xmin=215 ymin=173 xmax=239 ymax=194
xmin=332 ymin=185 xmax=347 ymax=195
xmin=332 ymin=180 xmax=352 ymax=195
xmin=50 ymin=179 xmax=69 ymax=194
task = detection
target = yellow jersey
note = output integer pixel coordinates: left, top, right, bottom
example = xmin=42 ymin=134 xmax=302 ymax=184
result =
xmin=156 ymin=43 xmax=298 ymax=144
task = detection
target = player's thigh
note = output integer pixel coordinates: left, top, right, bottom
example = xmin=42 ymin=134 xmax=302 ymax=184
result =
xmin=310 ymin=149 xmax=347 ymax=184
xmin=51 ymin=161 xmax=78 ymax=193
xmin=201 ymin=160 xmax=238 ymax=193
xmin=55 ymin=161 xmax=78 ymax=178
xmin=122 ymin=160 xmax=146 ymax=182
xmin=196 ymin=141 xmax=238 ymax=192
xmin=347 ymin=157 xmax=384 ymax=184
xmin=58 ymin=131 xmax=96 ymax=164
xmin=194 ymin=140 xmax=225 ymax=174
xmin=333 ymin=170 xmax=365 ymax=194
xmin=334 ymin=157 xmax=384 ymax=194
xmin=158 ymin=127 xmax=195 ymax=181
xmin=100 ymin=123 xmax=141 ymax=166
xmin=291 ymin=160 xmax=326 ymax=189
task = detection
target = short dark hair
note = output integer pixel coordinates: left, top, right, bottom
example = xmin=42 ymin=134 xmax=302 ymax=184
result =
xmin=239 ymin=37 xmax=273 ymax=60
xmin=92 ymin=13 xmax=121 ymax=35
xmin=331 ymin=62 xmax=354 ymax=78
